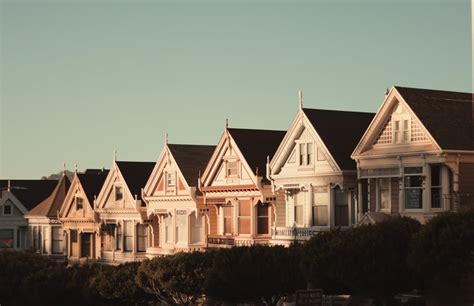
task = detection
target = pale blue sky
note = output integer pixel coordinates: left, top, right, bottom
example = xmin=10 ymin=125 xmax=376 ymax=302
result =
xmin=0 ymin=0 xmax=472 ymax=178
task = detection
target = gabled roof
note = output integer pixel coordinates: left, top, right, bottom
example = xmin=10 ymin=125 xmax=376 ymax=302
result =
xmin=303 ymin=108 xmax=375 ymax=170
xmin=227 ymin=128 xmax=286 ymax=178
xmin=77 ymin=169 xmax=109 ymax=205
xmin=395 ymin=86 xmax=474 ymax=150
xmin=27 ymin=175 xmax=71 ymax=218
xmin=168 ymin=144 xmax=216 ymax=187
xmin=116 ymin=161 xmax=155 ymax=200
xmin=0 ymin=180 xmax=58 ymax=211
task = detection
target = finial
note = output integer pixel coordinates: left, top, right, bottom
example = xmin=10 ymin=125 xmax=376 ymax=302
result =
xmin=74 ymin=163 xmax=78 ymax=174
xmin=7 ymin=180 xmax=10 ymax=192
xmin=225 ymin=118 xmax=229 ymax=129
xmin=266 ymin=155 xmax=270 ymax=164
xmin=298 ymin=90 xmax=303 ymax=110
xmin=63 ymin=162 xmax=66 ymax=176
xmin=114 ymin=150 xmax=117 ymax=162
xmin=384 ymin=88 xmax=390 ymax=97
xmin=165 ymin=132 xmax=168 ymax=144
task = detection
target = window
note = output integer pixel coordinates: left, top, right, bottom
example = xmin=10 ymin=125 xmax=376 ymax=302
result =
xmin=377 ymin=178 xmax=390 ymax=211
xmin=226 ymin=161 xmax=239 ymax=177
xmin=238 ymin=200 xmax=251 ymax=235
xmin=165 ymin=217 xmax=173 ymax=243
xmin=3 ymin=201 xmax=12 ymax=216
xmin=176 ymin=210 xmax=187 ymax=243
xmin=431 ymin=165 xmax=442 ymax=209
xmin=123 ymin=221 xmax=134 ymax=252
xmin=404 ymin=167 xmax=423 ymax=209
xmin=167 ymin=172 xmax=176 ymax=188
xmin=75 ymin=197 xmax=83 ymax=210
xmin=0 ymin=229 xmax=14 ymax=248
xmin=257 ymin=203 xmax=269 ymax=235
xmin=294 ymin=194 xmax=304 ymax=226
xmin=191 ymin=213 xmax=203 ymax=244
xmin=334 ymin=187 xmax=349 ymax=227
xmin=299 ymin=143 xmax=313 ymax=166
xmin=70 ymin=230 xmax=78 ymax=243
xmin=223 ymin=204 xmax=233 ymax=235
xmin=116 ymin=224 xmax=122 ymax=250
xmin=101 ymin=224 xmax=115 ymax=251
xmin=51 ymin=227 xmax=63 ymax=254
xmin=115 ymin=186 xmax=123 ymax=202
xmin=312 ymin=192 xmax=328 ymax=226
xmin=137 ymin=224 xmax=148 ymax=252
xmin=394 ymin=118 xmax=410 ymax=144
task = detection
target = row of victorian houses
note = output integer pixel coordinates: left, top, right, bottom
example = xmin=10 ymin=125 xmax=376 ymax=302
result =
xmin=0 ymin=86 xmax=473 ymax=263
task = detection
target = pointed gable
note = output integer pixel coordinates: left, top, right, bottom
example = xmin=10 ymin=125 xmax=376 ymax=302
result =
xmin=77 ymin=169 xmax=109 ymax=205
xmin=303 ymin=108 xmax=375 ymax=170
xmin=167 ymin=144 xmax=216 ymax=187
xmin=27 ymin=175 xmax=71 ymax=218
xmin=0 ymin=180 xmax=58 ymax=211
xmin=116 ymin=161 xmax=155 ymax=200
xmin=395 ymin=86 xmax=474 ymax=150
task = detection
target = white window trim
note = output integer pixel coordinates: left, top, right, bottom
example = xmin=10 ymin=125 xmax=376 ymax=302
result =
xmin=225 ymin=160 xmax=240 ymax=178
xmin=114 ymin=183 xmax=124 ymax=203
xmin=402 ymin=166 xmax=425 ymax=211
xmin=166 ymin=171 xmax=176 ymax=188
xmin=392 ymin=114 xmax=411 ymax=145
xmin=75 ymin=196 xmax=83 ymax=210
xmin=376 ymin=178 xmax=391 ymax=213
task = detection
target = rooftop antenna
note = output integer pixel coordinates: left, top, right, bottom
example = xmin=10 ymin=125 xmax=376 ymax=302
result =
xmin=298 ymin=90 xmax=303 ymax=110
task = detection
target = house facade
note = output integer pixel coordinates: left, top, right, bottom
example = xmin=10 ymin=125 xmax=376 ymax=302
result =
xmin=268 ymin=106 xmax=374 ymax=245
xmin=352 ymin=86 xmax=474 ymax=224
xmin=94 ymin=160 xmax=154 ymax=263
xmin=25 ymin=174 xmax=70 ymax=259
xmin=142 ymin=143 xmax=216 ymax=256
xmin=200 ymin=127 xmax=286 ymax=247
xmin=0 ymin=180 xmax=57 ymax=251
xmin=59 ymin=169 xmax=108 ymax=261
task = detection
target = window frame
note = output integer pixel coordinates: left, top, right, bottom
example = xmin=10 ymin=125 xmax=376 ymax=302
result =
xmin=226 ymin=161 xmax=239 ymax=178
xmin=114 ymin=185 xmax=124 ymax=202
xmin=403 ymin=166 xmax=424 ymax=210
xmin=51 ymin=227 xmax=63 ymax=254
xmin=166 ymin=172 xmax=176 ymax=188
xmin=75 ymin=196 xmax=83 ymax=210
xmin=377 ymin=178 xmax=391 ymax=212
xmin=237 ymin=200 xmax=251 ymax=235
xmin=392 ymin=115 xmax=411 ymax=144
xmin=2 ymin=201 xmax=12 ymax=216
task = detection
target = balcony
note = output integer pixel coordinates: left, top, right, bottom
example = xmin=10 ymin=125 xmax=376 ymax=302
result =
xmin=207 ymin=236 xmax=235 ymax=247
xmin=271 ymin=226 xmax=328 ymax=245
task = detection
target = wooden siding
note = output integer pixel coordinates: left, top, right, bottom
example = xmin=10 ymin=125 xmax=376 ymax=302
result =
xmin=459 ymin=163 xmax=474 ymax=208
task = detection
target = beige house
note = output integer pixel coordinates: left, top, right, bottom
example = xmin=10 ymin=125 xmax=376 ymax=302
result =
xmin=200 ymin=127 xmax=286 ymax=247
xmin=268 ymin=104 xmax=374 ymax=245
xmin=94 ymin=160 xmax=154 ymax=263
xmin=142 ymin=143 xmax=215 ymax=256
xmin=0 ymin=179 xmax=57 ymax=251
xmin=352 ymin=86 xmax=474 ymax=224
xmin=59 ymin=169 xmax=108 ymax=261
xmin=26 ymin=174 xmax=70 ymax=259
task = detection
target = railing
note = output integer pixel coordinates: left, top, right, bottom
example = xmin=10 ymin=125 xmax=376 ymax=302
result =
xmin=431 ymin=193 xmax=472 ymax=212
xmin=207 ymin=236 xmax=235 ymax=246
xmin=272 ymin=227 xmax=323 ymax=239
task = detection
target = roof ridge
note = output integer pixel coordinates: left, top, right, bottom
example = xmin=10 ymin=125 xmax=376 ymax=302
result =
xmin=395 ymin=85 xmax=473 ymax=96
xmin=303 ymin=107 xmax=375 ymax=115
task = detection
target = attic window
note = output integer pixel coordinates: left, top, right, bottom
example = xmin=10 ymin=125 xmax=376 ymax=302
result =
xmin=393 ymin=117 xmax=410 ymax=144
xmin=115 ymin=186 xmax=123 ymax=202
xmin=3 ymin=202 xmax=12 ymax=216
xmin=226 ymin=161 xmax=239 ymax=177
xmin=167 ymin=172 xmax=176 ymax=188
xmin=75 ymin=197 xmax=83 ymax=210
xmin=299 ymin=143 xmax=313 ymax=166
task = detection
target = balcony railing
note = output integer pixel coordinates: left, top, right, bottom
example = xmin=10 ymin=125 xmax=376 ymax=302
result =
xmin=272 ymin=227 xmax=325 ymax=239
xmin=207 ymin=236 xmax=235 ymax=246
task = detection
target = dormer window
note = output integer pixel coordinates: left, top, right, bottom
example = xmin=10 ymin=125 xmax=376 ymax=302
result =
xmin=3 ymin=202 xmax=12 ymax=216
xmin=226 ymin=161 xmax=239 ymax=177
xmin=167 ymin=172 xmax=176 ymax=188
xmin=299 ymin=143 xmax=313 ymax=166
xmin=115 ymin=186 xmax=123 ymax=202
xmin=75 ymin=197 xmax=83 ymax=210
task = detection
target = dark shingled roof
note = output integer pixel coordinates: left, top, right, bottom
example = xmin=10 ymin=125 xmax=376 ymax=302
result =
xmin=227 ymin=128 xmax=286 ymax=180
xmin=77 ymin=169 xmax=109 ymax=205
xmin=168 ymin=144 xmax=216 ymax=187
xmin=0 ymin=180 xmax=58 ymax=211
xmin=27 ymin=175 xmax=71 ymax=217
xmin=116 ymin=161 xmax=155 ymax=200
xmin=303 ymin=108 xmax=375 ymax=170
xmin=395 ymin=86 xmax=474 ymax=150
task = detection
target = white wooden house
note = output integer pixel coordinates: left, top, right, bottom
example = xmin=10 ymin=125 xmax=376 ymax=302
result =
xmin=142 ymin=143 xmax=215 ymax=256
xmin=352 ymin=86 xmax=474 ymax=224
xmin=268 ymin=104 xmax=374 ymax=245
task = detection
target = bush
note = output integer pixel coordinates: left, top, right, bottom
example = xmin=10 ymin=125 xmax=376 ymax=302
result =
xmin=204 ymin=245 xmax=305 ymax=305
xmin=409 ymin=209 xmax=474 ymax=287
xmin=304 ymin=217 xmax=422 ymax=302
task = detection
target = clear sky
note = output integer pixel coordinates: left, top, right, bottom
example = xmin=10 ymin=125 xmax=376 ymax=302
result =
xmin=0 ymin=0 xmax=472 ymax=179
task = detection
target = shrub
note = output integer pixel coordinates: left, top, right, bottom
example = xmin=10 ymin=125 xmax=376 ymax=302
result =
xmin=204 ymin=245 xmax=304 ymax=305
xmin=409 ymin=209 xmax=474 ymax=287
xmin=304 ymin=217 xmax=421 ymax=302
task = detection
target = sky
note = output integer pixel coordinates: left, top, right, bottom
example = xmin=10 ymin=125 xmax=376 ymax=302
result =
xmin=0 ymin=0 xmax=472 ymax=179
